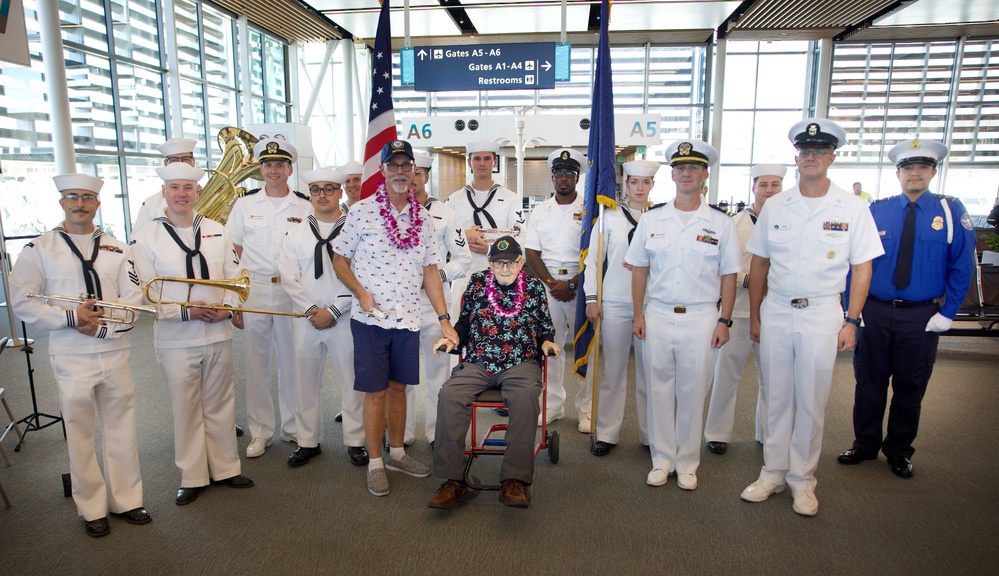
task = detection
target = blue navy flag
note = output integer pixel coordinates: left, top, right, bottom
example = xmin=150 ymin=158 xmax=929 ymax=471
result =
xmin=574 ymin=0 xmax=617 ymax=378
xmin=361 ymin=0 xmax=398 ymax=200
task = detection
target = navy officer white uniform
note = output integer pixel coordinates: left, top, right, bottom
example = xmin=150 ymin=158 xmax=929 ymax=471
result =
xmin=704 ymin=164 xmax=786 ymax=455
xmin=405 ymin=153 xmax=472 ymax=445
xmin=132 ymin=137 xmax=198 ymax=235
xmin=278 ymin=167 xmax=369 ymax=467
xmin=625 ymin=140 xmax=741 ymax=491
xmin=837 ymin=138 xmax=975 ymax=478
xmin=523 ymin=148 xmax=588 ymax=427
xmin=226 ymin=138 xmax=313 ymax=457
xmin=131 ymin=163 xmax=253 ymax=506
xmin=582 ymin=159 xmax=657 ymax=455
xmin=740 ymin=118 xmax=883 ymax=516
xmin=445 ymin=140 xmax=524 ymax=319
xmin=10 ymin=173 xmax=150 ymax=537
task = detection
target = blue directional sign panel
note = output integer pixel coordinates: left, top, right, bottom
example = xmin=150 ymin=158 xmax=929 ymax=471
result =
xmin=413 ymin=42 xmax=556 ymax=92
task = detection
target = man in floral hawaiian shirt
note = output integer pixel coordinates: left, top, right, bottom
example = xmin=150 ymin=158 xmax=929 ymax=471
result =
xmin=427 ymin=236 xmax=558 ymax=510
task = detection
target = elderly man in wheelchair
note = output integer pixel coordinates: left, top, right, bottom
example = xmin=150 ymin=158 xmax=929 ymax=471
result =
xmin=429 ymin=236 xmax=559 ymax=509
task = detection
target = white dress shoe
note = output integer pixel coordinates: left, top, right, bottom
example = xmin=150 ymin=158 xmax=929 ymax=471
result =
xmin=246 ymin=438 xmax=272 ymax=458
xmin=792 ymin=490 xmax=818 ymax=516
xmin=577 ymin=413 xmax=591 ymax=434
xmin=740 ymin=479 xmax=786 ymax=502
xmin=537 ymin=408 xmax=565 ymax=427
xmin=646 ymin=468 xmax=670 ymax=487
xmin=677 ymin=473 xmax=697 ymax=491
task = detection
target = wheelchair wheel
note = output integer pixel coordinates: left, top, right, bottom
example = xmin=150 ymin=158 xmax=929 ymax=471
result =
xmin=547 ymin=430 xmax=560 ymax=464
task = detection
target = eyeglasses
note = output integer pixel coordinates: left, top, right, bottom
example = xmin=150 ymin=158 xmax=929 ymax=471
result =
xmin=490 ymin=260 xmax=519 ymax=269
xmin=164 ymin=155 xmax=195 ymax=165
xmin=796 ymin=149 xmax=834 ymax=156
xmin=309 ymin=185 xmax=341 ymax=196
xmin=61 ymin=193 xmax=99 ymax=203
xmin=385 ymin=162 xmax=414 ymax=173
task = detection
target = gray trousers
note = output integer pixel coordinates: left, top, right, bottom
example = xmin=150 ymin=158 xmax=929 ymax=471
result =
xmin=433 ymin=361 xmax=542 ymax=485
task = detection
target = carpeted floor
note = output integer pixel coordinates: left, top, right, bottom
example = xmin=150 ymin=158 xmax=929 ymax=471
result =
xmin=1 ymin=304 xmax=997 ymax=575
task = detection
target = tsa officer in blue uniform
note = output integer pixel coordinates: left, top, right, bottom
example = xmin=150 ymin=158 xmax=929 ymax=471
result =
xmin=837 ymin=138 xmax=976 ymax=478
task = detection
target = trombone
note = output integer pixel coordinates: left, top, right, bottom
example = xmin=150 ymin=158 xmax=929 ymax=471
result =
xmin=143 ymin=269 xmax=306 ymax=317
xmin=26 ymin=293 xmax=158 ymax=327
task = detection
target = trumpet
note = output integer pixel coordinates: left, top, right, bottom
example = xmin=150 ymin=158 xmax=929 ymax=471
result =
xmin=26 ymin=293 xmax=158 ymax=326
xmin=143 ymin=269 xmax=306 ymax=318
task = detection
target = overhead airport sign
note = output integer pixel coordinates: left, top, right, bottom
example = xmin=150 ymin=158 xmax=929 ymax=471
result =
xmin=399 ymin=114 xmax=662 ymax=148
xmin=412 ymin=42 xmax=556 ymax=92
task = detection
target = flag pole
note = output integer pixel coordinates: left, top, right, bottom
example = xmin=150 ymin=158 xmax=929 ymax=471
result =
xmin=588 ymin=203 xmax=606 ymax=439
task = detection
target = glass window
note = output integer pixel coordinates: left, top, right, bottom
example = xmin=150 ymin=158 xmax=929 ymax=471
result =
xmin=174 ymin=0 xmax=202 ymax=79
xmin=64 ymin=48 xmax=118 ymax=151
xmin=124 ymin=156 xmax=167 ymax=228
xmin=60 ymin=0 xmax=109 ymax=53
xmin=206 ymin=87 xmax=239 ymax=163
xmin=264 ymin=36 xmax=287 ymax=102
xmin=180 ymin=79 xmax=208 ymax=160
xmin=115 ymin=62 xmax=167 ymax=154
xmin=109 ymin=0 xmax=160 ymax=67
xmin=249 ymin=31 xmax=264 ymax=98
xmin=203 ymin=5 xmax=236 ymax=89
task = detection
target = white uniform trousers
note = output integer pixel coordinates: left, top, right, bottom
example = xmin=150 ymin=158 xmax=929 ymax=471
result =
xmin=406 ymin=295 xmax=454 ymax=444
xmin=758 ymin=295 xmax=842 ymax=493
xmin=294 ymin=316 xmax=364 ymax=448
xmin=643 ymin=302 xmax=718 ymax=476
xmin=544 ymin=288 xmax=584 ymax=415
xmin=242 ymin=277 xmax=298 ymax=441
xmin=50 ymin=350 xmax=143 ymax=521
xmin=592 ymin=300 xmax=648 ymax=445
xmin=157 ymin=342 xmax=241 ymax=487
xmin=704 ymin=319 xmax=767 ymax=443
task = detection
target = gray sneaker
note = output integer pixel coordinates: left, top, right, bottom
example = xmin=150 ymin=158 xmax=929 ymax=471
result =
xmin=384 ymin=454 xmax=431 ymax=478
xmin=367 ymin=467 xmax=390 ymax=496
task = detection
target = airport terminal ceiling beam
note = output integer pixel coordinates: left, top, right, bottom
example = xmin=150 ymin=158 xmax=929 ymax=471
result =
xmin=212 ymin=0 xmax=345 ymax=43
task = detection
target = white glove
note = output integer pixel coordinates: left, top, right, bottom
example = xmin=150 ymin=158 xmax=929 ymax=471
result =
xmin=924 ymin=312 xmax=952 ymax=333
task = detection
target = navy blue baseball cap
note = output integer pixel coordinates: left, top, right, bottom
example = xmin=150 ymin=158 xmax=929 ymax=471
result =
xmin=381 ymin=140 xmax=415 ymax=163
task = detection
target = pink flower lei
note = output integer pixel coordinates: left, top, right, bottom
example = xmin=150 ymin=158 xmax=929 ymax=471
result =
xmin=485 ymin=269 xmax=527 ymax=319
xmin=376 ymin=183 xmax=422 ymax=250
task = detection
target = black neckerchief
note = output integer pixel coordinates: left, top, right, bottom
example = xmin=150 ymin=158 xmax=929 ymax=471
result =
xmin=59 ymin=229 xmax=103 ymax=299
xmin=465 ymin=184 xmax=500 ymax=228
xmin=622 ymin=205 xmax=641 ymax=245
xmin=161 ymin=214 xmax=210 ymax=280
xmin=747 ymin=207 xmax=758 ymax=225
xmin=309 ymin=214 xmax=346 ymax=279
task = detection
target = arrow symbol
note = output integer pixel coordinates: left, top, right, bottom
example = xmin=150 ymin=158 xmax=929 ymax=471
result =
xmin=542 ymin=60 xmax=552 ymax=71
xmin=418 ymin=49 xmax=427 ymax=60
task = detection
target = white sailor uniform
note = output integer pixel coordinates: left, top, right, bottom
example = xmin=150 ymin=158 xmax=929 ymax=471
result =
xmin=10 ymin=227 xmax=145 ymax=521
xmin=625 ymin=201 xmax=742 ymax=477
xmin=227 ymin=189 xmax=313 ymax=442
xmin=278 ymin=214 xmax=364 ymax=450
xmin=131 ymin=215 xmax=243 ymax=487
xmin=132 ymin=190 xmax=167 ymax=236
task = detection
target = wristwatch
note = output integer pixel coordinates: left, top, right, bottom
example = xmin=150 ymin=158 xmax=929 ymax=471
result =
xmin=438 ymin=313 xmax=451 ymax=321
xmin=718 ymin=317 xmax=733 ymax=327
xmin=568 ymin=280 xmax=577 ymax=290
xmin=844 ymin=317 xmax=861 ymax=326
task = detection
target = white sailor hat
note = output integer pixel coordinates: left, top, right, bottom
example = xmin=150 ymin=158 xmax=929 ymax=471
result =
xmin=750 ymin=164 xmax=788 ymax=179
xmin=156 ymin=137 xmax=197 ymax=157
xmin=788 ymin=118 xmax=847 ymax=149
xmin=414 ymin=153 xmax=435 ymax=169
xmin=302 ymin=168 xmax=348 ymax=186
xmin=548 ymin=148 xmax=588 ymax=174
xmin=337 ymin=161 xmax=363 ymax=175
xmin=156 ymin=164 xmax=205 ymax=182
xmin=53 ymin=173 xmax=103 ymax=194
xmin=465 ymin=140 xmax=500 ymax=155
xmin=888 ymin=138 xmax=948 ymax=169
xmin=253 ymin=138 xmax=298 ymax=163
xmin=623 ymin=160 xmax=660 ymax=178
xmin=665 ymin=139 xmax=718 ymax=167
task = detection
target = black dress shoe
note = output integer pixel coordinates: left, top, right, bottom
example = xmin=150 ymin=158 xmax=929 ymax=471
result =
xmin=591 ymin=441 xmax=616 ymax=457
xmin=837 ymin=447 xmax=878 ymax=465
xmin=707 ymin=441 xmax=728 ymax=455
xmin=175 ymin=486 xmax=203 ymax=506
xmin=288 ymin=445 xmax=322 ymax=467
xmin=112 ymin=507 xmax=152 ymax=525
xmin=887 ymin=455 xmax=914 ymax=478
xmin=348 ymin=446 xmax=369 ymax=466
xmin=212 ymin=474 xmax=254 ymax=488
xmin=334 ymin=411 xmax=343 ymax=422
xmin=84 ymin=517 xmax=110 ymax=538
xmin=494 ymin=407 xmax=510 ymax=417
xmin=235 ymin=424 xmax=245 ymax=437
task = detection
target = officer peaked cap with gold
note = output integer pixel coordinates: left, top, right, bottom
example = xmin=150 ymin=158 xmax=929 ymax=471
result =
xmin=665 ymin=139 xmax=718 ymax=167
xmin=888 ymin=138 xmax=948 ymax=169
xmin=788 ymin=118 xmax=846 ymax=150
xmin=548 ymin=148 xmax=588 ymax=174
xmin=253 ymin=138 xmax=298 ymax=163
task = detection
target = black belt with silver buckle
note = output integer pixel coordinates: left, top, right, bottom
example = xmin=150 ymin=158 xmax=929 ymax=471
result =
xmin=791 ymin=298 xmax=809 ymax=309
xmin=867 ymin=296 xmax=937 ymax=308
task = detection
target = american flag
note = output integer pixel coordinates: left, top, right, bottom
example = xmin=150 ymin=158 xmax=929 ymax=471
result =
xmin=361 ymin=0 xmax=398 ymax=200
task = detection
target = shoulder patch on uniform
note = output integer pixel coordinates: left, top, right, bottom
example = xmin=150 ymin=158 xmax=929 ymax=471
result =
xmin=961 ymin=212 xmax=974 ymax=231
xmin=643 ymin=202 xmax=666 ymax=213
xmin=294 ymin=191 xmax=310 ymax=201
xmin=244 ymin=188 xmax=261 ymax=196
xmin=709 ymin=204 xmax=733 ymax=216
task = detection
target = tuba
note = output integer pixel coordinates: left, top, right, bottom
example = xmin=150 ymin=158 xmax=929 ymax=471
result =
xmin=195 ymin=127 xmax=262 ymax=225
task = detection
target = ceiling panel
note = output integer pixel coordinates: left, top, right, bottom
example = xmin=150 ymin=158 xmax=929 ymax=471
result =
xmin=873 ymin=0 xmax=999 ymax=27
xmin=465 ymin=5 xmax=590 ymax=35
